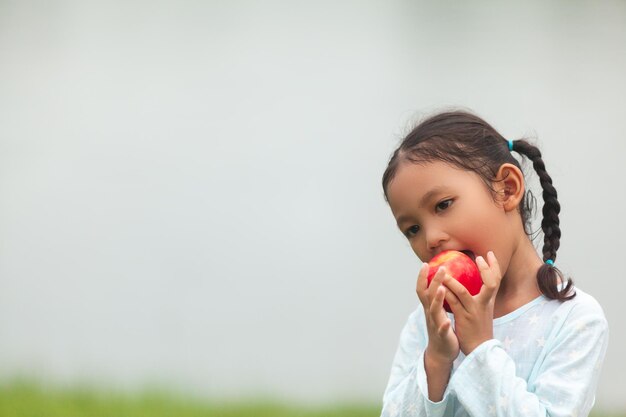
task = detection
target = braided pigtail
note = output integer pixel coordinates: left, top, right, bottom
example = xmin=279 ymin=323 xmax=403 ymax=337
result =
xmin=511 ymin=139 xmax=575 ymax=301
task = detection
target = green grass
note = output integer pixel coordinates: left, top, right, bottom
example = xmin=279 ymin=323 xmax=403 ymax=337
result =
xmin=0 ymin=381 xmax=381 ymax=417
xmin=0 ymin=381 xmax=623 ymax=417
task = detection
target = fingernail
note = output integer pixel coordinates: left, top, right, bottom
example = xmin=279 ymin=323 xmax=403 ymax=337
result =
xmin=476 ymin=256 xmax=485 ymax=265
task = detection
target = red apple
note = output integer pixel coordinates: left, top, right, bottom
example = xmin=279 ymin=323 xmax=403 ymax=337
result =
xmin=426 ymin=250 xmax=483 ymax=313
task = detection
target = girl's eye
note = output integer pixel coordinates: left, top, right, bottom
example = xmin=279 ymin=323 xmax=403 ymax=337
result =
xmin=405 ymin=225 xmax=420 ymax=238
xmin=436 ymin=199 xmax=453 ymax=212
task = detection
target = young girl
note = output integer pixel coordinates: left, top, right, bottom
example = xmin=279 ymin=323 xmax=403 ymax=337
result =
xmin=380 ymin=110 xmax=608 ymax=417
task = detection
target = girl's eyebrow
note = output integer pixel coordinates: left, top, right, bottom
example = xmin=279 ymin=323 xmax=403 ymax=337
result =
xmin=395 ymin=186 xmax=449 ymax=226
xmin=418 ymin=186 xmax=449 ymax=209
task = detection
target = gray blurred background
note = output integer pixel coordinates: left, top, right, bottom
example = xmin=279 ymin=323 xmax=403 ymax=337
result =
xmin=1 ymin=0 xmax=625 ymax=412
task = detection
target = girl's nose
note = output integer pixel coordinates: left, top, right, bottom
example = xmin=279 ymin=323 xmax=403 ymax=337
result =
xmin=425 ymin=226 xmax=449 ymax=251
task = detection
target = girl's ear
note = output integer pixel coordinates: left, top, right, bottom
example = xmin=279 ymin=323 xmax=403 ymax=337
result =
xmin=494 ymin=163 xmax=525 ymax=212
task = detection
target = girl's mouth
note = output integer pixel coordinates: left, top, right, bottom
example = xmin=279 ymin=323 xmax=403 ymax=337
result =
xmin=460 ymin=250 xmax=477 ymax=262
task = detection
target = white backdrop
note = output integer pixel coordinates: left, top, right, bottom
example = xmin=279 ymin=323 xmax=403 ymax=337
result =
xmin=1 ymin=0 xmax=625 ymax=411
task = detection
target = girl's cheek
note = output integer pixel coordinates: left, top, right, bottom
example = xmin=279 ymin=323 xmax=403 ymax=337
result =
xmin=410 ymin=241 xmax=427 ymax=260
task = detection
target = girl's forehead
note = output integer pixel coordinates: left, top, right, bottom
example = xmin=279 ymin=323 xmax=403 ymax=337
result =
xmin=393 ymin=161 xmax=472 ymax=187
xmin=387 ymin=161 xmax=482 ymax=205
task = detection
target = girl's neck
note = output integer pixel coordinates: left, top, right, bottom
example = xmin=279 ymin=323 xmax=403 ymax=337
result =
xmin=494 ymin=237 xmax=543 ymax=318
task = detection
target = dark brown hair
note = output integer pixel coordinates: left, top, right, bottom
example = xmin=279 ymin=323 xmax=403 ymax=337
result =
xmin=382 ymin=110 xmax=574 ymax=301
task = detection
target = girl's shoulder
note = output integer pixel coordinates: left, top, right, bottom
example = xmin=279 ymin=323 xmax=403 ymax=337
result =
xmin=532 ymin=286 xmax=609 ymax=338
xmin=491 ymin=287 xmax=608 ymax=350
xmin=554 ymin=286 xmax=606 ymax=319
xmin=489 ymin=286 xmax=607 ymax=329
xmin=557 ymin=286 xmax=608 ymax=329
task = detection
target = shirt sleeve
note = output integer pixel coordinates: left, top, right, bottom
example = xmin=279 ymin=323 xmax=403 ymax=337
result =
xmin=380 ymin=309 xmax=455 ymax=417
xmin=449 ymin=300 xmax=609 ymax=417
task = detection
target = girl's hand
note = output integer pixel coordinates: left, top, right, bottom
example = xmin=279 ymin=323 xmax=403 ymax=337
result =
xmin=416 ymin=263 xmax=460 ymax=365
xmin=442 ymin=251 xmax=502 ymax=355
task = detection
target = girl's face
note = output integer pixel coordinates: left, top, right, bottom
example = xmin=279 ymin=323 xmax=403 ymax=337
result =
xmin=386 ymin=160 xmax=515 ymax=266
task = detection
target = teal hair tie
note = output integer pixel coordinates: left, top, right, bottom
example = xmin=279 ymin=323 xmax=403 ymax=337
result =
xmin=545 ymin=259 xmax=554 ymax=266
xmin=508 ymin=140 xmax=514 ymax=151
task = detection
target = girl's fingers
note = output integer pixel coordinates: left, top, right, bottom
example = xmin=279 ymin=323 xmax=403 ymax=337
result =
xmin=429 ymin=285 xmax=449 ymax=326
xmin=428 ymin=267 xmax=447 ymax=304
xmin=487 ymin=251 xmax=502 ymax=282
xmin=421 ymin=266 xmax=445 ymax=298
xmin=416 ymin=262 xmax=429 ymax=307
xmin=431 ymin=266 xmax=446 ymax=289
xmin=438 ymin=318 xmax=451 ymax=337
xmin=442 ymin=275 xmax=472 ymax=311
xmin=416 ymin=263 xmax=429 ymax=306
xmin=418 ymin=265 xmax=451 ymax=330
xmin=477 ymin=251 xmax=502 ymax=302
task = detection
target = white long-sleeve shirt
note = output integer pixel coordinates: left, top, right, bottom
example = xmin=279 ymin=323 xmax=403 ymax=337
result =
xmin=381 ymin=287 xmax=609 ymax=417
